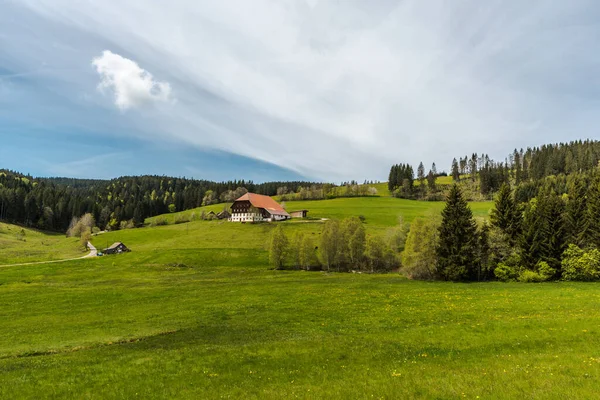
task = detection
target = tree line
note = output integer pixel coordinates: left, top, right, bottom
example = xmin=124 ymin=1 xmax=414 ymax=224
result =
xmin=389 ymin=140 xmax=600 ymax=200
xmin=401 ymin=170 xmax=600 ymax=282
xmin=0 ymin=170 xmax=324 ymax=232
xmin=268 ymin=217 xmax=408 ymax=272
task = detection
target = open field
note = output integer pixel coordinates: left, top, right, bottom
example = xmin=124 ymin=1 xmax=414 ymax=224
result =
xmin=4 ymin=197 xmax=599 ymax=398
xmin=0 ymin=222 xmax=83 ymax=265
xmin=151 ymin=196 xmax=493 ymax=232
xmin=1 ymin=253 xmax=600 ymax=398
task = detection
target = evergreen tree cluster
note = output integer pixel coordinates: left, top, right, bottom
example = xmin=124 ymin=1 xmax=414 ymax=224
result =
xmin=387 ymin=164 xmax=414 ymax=192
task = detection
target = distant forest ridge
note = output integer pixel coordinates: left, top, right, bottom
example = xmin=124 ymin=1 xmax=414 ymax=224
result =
xmin=0 ymin=169 xmax=379 ymax=232
xmin=2 ymin=139 xmax=600 ymax=232
xmin=388 ymin=139 xmax=600 ymax=201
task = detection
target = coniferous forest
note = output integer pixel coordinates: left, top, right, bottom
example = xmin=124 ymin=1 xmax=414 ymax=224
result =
xmin=396 ymin=140 xmax=600 ymax=282
xmin=0 ymin=173 xmax=323 ymax=232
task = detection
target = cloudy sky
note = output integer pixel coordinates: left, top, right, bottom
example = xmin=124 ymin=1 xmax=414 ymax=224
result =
xmin=2 ymin=1 xmax=600 ymax=182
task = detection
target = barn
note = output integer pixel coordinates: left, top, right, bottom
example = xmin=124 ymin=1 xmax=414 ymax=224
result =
xmin=289 ymin=210 xmax=309 ymax=218
xmin=229 ymin=193 xmax=290 ymax=222
xmin=103 ymin=242 xmax=130 ymax=255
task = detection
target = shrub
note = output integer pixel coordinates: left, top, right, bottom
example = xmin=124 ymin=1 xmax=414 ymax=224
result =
xmin=518 ymin=270 xmax=544 ymax=282
xmin=536 ymin=261 xmax=556 ymax=281
xmin=174 ymin=214 xmax=190 ymax=224
xmin=150 ymin=216 xmax=168 ymax=227
xmin=494 ymin=263 xmax=519 ymax=282
xmin=119 ymin=219 xmax=135 ymax=230
xmin=562 ymin=244 xmax=600 ymax=281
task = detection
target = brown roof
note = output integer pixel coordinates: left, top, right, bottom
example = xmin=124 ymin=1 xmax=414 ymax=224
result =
xmin=234 ymin=193 xmax=290 ymax=217
xmin=107 ymin=242 xmax=124 ymax=249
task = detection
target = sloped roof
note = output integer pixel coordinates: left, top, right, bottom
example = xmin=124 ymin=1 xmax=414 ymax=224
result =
xmin=107 ymin=242 xmax=124 ymax=249
xmin=233 ymin=193 xmax=290 ymax=217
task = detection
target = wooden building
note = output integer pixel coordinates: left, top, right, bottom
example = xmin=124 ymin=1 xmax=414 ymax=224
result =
xmin=289 ymin=210 xmax=309 ymax=218
xmin=230 ymin=193 xmax=290 ymax=222
xmin=217 ymin=210 xmax=231 ymax=220
xmin=103 ymin=242 xmax=130 ymax=255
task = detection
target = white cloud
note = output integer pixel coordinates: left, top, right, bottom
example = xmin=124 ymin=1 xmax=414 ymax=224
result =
xmin=92 ymin=50 xmax=171 ymax=110
xmin=7 ymin=1 xmax=600 ymax=180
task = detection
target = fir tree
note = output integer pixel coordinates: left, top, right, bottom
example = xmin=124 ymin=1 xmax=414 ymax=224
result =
xmin=436 ymin=185 xmax=478 ymax=281
xmin=451 ymin=158 xmax=460 ymax=182
xmin=417 ymin=162 xmax=426 ymax=187
xmin=477 ymin=222 xmax=491 ymax=281
xmin=565 ymin=176 xmax=588 ymax=248
xmin=427 ymin=170 xmax=436 ymax=192
xmin=583 ymin=178 xmax=600 ymax=249
xmin=490 ymin=183 xmax=520 ymax=242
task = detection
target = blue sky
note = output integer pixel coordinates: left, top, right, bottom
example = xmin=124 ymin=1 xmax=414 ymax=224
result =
xmin=2 ymin=1 xmax=600 ymax=182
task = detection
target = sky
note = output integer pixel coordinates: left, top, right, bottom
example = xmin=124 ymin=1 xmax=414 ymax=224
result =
xmin=2 ymin=1 xmax=600 ymax=182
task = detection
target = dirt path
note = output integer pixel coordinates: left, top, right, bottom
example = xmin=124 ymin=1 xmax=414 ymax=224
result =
xmin=0 ymin=242 xmax=97 ymax=269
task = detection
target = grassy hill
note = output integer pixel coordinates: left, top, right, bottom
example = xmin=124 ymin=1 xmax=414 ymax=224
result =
xmin=0 ymin=222 xmax=82 ymax=265
xmin=3 ymin=196 xmax=600 ymax=398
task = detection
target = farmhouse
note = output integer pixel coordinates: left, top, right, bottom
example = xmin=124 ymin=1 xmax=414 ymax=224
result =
xmin=289 ymin=210 xmax=309 ymax=218
xmin=103 ymin=242 xmax=130 ymax=255
xmin=230 ymin=193 xmax=290 ymax=222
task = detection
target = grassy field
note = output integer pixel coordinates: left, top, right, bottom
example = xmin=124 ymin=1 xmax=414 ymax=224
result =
xmin=152 ymin=196 xmax=493 ymax=232
xmin=0 ymin=222 xmax=83 ymax=265
xmin=1 ymin=253 xmax=600 ymax=398
xmin=3 ymin=196 xmax=600 ymax=398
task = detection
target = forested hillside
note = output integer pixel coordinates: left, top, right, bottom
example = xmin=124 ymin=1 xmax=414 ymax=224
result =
xmin=389 ymin=139 xmax=600 ymax=200
xmin=390 ymin=140 xmax=600 ymax=282
xmin=0 ymin=170 xmax=322 ymax=232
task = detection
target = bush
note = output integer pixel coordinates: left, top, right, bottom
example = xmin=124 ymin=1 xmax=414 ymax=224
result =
xmin=494 ymin=263 xmax=519 ymax=282
xmin=150 ymin=216 xmax=168 ymax=227
xmin=518 ymin=270 xmax=544 ymax=282
xmin=536 ymin=261 xmax=556 ymax=281
xmin=119 ymin=219 xmax=135 ymax=230
xmin=174 ymin=214 xmax=190 ymax=224
xmin=562 ymin=244 xmax=600 ymax=281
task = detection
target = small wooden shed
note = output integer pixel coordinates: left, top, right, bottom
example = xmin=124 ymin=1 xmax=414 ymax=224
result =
xmin=103 ymin=242 xmax=130 ymax=255
xmin=217 ymin=210 xmax=231 ymax=220
xmin=289 ymin=210 xmax=309 ymax=218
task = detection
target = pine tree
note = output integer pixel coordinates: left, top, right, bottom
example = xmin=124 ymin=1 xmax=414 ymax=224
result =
xmin=490 ymin=183 xmax=520 ymax=242
xmin=565 ymin=176 xmax=588 ymax=247
xmin=436 ymin=185 xmax=478 ymax=281
xmin=539 ymin=192 xmax=566 ymax=273
xmin=583 ymin=178 xmax=600 ymax=248
xmin=451 ymin=158 xmax=460 ymax=181
xmin=417 ymin=162 xmax=426 ymax=187
xmin=477 ymin=222 xmax=491 ymax=281
xmin=431 ymin=162 xmax=437 ymax=176
xmin=427 ymin=170 xmax=436 ymax=192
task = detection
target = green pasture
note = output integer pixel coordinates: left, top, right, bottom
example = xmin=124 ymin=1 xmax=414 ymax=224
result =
xmin=0 ymin=222 xmax=83 ymax=265
xmin=1 ymin=253 xmax=599 ymax=399
xmin=5 ymin=196 xmax=597 ymax=398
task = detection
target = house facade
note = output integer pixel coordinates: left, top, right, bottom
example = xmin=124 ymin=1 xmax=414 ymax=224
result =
xmin=230 ymin=193 xmax=290 ymax=222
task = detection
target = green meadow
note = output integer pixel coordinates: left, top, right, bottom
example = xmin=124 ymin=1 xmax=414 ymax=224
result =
xmin=0 ymin=222 xmax=83 ymax=265
xmin=2 ymin=196 xmax=600 ymax=399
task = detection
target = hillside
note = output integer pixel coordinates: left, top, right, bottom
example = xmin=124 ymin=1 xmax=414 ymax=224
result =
xmin=1 ymin=213 xmax=600 ymax=398
xmin=0 ymin=222 xmax=82 ymax=265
